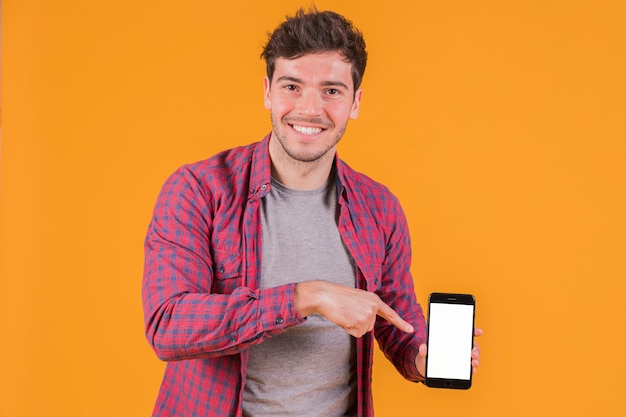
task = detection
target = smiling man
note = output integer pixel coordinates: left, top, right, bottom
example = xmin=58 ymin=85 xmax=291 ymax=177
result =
xmin=265 ymin=51 xmax=361 ymax=176
xmin=143 ymin=8 xmax=480 ymax=417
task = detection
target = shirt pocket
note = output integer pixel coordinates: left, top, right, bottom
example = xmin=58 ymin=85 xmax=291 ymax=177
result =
xmin=211 ymin=249 xmax=243 ymax=295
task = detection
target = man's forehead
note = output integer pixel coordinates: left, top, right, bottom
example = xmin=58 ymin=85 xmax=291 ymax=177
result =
xmin=272 ymin=52 xmax=354 ymax=88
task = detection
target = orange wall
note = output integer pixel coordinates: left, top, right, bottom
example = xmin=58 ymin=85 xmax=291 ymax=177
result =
xmin=2 ymin=1 xmax=625 ymax=416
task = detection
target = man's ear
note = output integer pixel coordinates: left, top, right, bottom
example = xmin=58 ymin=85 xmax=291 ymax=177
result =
xmin=263 ymin=76 xmax=271 ymax=110
xmin=350 ymin=88 xmax=363 ymax=120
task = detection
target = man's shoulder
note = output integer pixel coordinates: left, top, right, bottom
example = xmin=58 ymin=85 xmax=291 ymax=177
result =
xmin=337 ymin=158 xmax=407 ymax=231
xmin=337 ymin=159 xmax=396 ymax=199
xmin=160 ymin=140 xmax=263 ymax=198
xmin=186 ymin=141 xmax=259 ymax=175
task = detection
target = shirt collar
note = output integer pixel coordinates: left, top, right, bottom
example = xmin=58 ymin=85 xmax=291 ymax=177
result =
xmin=334 ymin=153 xmax=351 ymax=205
xmin=248 ymin=133 xmax=273 ymax=199
xmin=249 ymin=132 xmax=349 ymax=203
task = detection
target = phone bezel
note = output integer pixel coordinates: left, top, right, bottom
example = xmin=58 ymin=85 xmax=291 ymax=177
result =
xmin=424 ymin=292 xmax=476 ymax=390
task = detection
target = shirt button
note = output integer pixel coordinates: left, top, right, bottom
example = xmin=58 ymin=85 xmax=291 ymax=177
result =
xmin=218 ymin=267 xmax=225 ymax=274
xmin=230 ymin=337 xmax=237 ymax=343
xmin=276 ymin=317 xmax=284 ymax=325
xmin=260 ymin=184 xmax=268 ymax=191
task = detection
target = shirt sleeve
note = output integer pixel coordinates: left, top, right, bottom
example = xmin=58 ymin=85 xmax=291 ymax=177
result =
xmin=142 ymin=165 xmax=304 ymax=362
xmin=374 ymin=195 xmax=427 ymax=382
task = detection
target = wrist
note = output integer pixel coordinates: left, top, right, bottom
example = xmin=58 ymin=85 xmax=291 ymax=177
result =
xmin=294 ymin=281 xmax=323 ymax=318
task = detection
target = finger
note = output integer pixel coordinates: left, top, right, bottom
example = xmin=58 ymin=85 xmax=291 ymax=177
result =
xmin=376 ymin=299 xmax=414 ymax=333
xmin=472 ymin=358 xmax=480 ymax=374
xmin=416 ymin=344 xmax=427 ymax=377
xmin=472 ymin=346 xmax=481 ymax=359
xmin=474 ymin=327 xmax=483 ymax=337
xmin=345 ymin=327 xmax=365 ymax=338
xmin=343 ymin=312 xmax=377 ymax=338
xmin=366 ymin=311 xmax=377 ymax=334
xmin=418 ymin=343 xmax=427 ymax=358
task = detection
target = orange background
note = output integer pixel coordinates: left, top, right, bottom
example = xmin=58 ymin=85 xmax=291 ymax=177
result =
xmin=2 ymin=1 xmax=625 ymax=416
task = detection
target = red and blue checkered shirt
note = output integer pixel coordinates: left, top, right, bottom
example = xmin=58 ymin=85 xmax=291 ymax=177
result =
xmin=143 ymin=134 xmax=427 ymax=417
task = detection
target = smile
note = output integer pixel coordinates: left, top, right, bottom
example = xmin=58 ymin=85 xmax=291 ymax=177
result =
xmin=291 ymin=124 xmax=324 ymax=136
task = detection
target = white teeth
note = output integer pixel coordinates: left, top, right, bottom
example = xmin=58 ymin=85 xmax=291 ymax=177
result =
xmin=292 ymin=125 xmax=323 ymax=135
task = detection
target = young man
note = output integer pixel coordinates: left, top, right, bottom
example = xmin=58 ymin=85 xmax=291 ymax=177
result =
xmin=143 ymin=8 xmax=480 ymax=417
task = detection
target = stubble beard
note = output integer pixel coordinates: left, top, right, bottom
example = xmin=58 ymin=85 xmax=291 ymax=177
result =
xmin=271 ymin=113 xmax=347 ymax=164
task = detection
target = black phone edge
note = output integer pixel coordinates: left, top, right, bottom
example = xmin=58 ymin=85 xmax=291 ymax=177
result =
xmin=424 ymin=292 xmax=476 ymax=390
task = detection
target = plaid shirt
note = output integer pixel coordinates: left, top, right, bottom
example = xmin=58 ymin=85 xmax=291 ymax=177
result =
xmin=143 ymin=134 xmax=426 ymax=417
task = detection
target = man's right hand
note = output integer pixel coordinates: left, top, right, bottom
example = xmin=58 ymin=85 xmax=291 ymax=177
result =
xmin=294 ymin=280 xmax=414 ymax=338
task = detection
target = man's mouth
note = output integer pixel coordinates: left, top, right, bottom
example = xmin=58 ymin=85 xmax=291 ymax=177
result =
xmin=290 ymin=124 xmax=324 ymax=136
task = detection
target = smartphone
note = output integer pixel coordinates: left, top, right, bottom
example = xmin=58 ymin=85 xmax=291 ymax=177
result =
xmin=425 ymin=292 xmax=476 ymax=389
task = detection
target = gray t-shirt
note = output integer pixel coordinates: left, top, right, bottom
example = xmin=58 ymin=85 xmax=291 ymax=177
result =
xmin=242 ymin=176 xmax=357 ymax=417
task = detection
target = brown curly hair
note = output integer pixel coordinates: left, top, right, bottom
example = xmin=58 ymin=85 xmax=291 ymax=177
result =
xmin=261 ymin=7 xmax=368 ymax=92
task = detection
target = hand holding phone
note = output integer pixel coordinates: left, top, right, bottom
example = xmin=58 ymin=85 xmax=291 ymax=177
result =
xmin=425 ymin=293 xmax=476 ymax=389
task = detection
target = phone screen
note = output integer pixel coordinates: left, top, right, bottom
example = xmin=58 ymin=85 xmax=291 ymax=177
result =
xmin=425 ymin=293 xmax=475 ymax=389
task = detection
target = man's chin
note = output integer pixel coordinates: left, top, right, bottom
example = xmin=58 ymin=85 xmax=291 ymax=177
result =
xmin=283 ymin=149 xmax=329 ymax=163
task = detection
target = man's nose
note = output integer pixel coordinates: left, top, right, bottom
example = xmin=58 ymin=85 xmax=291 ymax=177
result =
xmin=296 ymin=89 xmax=323 ymax=116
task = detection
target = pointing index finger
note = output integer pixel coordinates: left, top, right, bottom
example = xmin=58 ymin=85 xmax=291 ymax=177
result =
xmin=376 ymin=298 xmax=414 ymax=333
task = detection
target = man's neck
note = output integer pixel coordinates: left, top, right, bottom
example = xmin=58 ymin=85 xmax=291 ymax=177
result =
xmin=268 ymin=135 xmax=335 ymax=191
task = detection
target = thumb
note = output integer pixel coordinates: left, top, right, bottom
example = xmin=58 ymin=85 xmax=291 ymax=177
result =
xmin=416 ymin=343 xmax=428 ymax=378
xmin=419 ymin=343 xmax=427 ymax=358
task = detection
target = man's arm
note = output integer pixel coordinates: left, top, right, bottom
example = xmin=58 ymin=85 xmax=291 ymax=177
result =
xmin=294 ymin=280 xmax=414 ymax=338
xmin=142 ymin=166 xmax=304 ymax=361
xmin=373 ymin=195 xmax=428 ymax=382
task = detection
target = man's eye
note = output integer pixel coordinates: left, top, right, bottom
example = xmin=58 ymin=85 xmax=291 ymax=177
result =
xmin=284 ymin=85 xmax=297 ymax=91
xmin=326 ymin=88 xmax=340 ymax=95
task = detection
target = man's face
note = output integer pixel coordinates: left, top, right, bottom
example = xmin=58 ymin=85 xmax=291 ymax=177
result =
xmin=264 ymin=51 xmax=362 ymax=164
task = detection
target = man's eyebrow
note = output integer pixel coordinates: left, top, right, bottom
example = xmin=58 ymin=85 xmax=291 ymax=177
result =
xmin=275 ymin=76 xmax=350 ymax=90
xmin=320 ymin=80 xmax=350 ymax=90
xmin=276 ymin=76 xmax=303 ymax=84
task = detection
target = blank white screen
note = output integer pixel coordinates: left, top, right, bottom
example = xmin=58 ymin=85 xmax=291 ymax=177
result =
xmin=427 ymin=303 xmax=474 ymax=380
